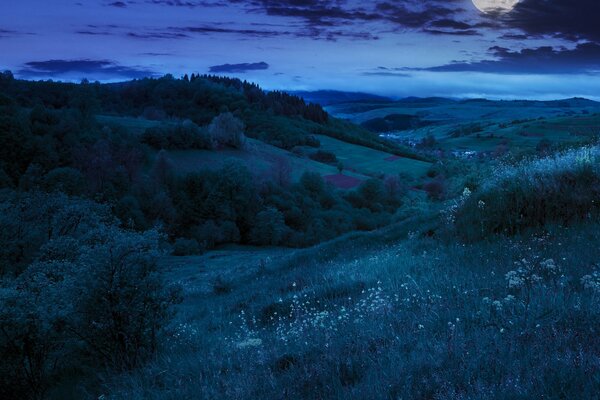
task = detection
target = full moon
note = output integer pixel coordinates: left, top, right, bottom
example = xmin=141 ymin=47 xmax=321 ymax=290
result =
xmin=472 ymin=0 xmax=519 ymax=14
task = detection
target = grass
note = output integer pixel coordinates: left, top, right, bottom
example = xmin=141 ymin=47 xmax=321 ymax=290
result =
xmin=311 ymin=134 xmax=432 ymax=181
xmin=454 ymin=145 xmax=600 ymax=239
xmin=329 ymin=99 xmax=600 ymax=155
xmin=101 ymin=216 xmax=600 ymax=400
xmin=97 ymin=114 xmax=372 ymax=186
xmin=160 ymin=138 xmax=370 ymax=183
xmin=93 ymin=106 xmax=600 ymax=400
xmin=97 ymin=115 xmax=164 ymax=134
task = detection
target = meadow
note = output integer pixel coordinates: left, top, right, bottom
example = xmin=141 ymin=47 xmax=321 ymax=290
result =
xmin=2 ymin=73 xmax=600 ymax=399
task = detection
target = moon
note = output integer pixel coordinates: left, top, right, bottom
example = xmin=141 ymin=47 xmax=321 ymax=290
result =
xmin=472 ymin=0 xmax=519 ymax=14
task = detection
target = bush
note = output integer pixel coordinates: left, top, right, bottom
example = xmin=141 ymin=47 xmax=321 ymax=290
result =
xmin=142 ymin=120 xmax=212 ymax=150
xmin=0 ymin=191 xmax=180 ymax=398
xmin=454 ymin=146 xmax=600 ymax=240
xmin=209 ymin=112 xmax=246 ymax=149
xmin=309 ymin=150 xmax=338 ymax=164
xmin=251 ymin=207 xmax=288 ymax=246
xmin=42 ymin=167 xmax=86 ymax=195
xmin=423 ymin=177 xmax=447 ymax=200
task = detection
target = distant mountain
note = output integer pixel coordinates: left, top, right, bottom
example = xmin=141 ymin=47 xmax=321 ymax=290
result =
xmin=395 ymin=96 xmax=456 ymax=105
xmin=288 ymin=90 xmax=391 ymax=106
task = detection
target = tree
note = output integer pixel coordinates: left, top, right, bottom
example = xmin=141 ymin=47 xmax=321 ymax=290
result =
xmin=251 ymin=207 xmax=287 ymax=245
xmin=209 ymin=112 xmax=246 ymax=149
xmin=272 ymin=156 xmax=292 ymax=187
xmin=0 ymin=191 xmax=180 ymax=397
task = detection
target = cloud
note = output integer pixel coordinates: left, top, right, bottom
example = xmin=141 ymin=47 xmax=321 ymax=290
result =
xmin=508 ymin=0 xmax=600 ymax=42
xmin=0 ymin=28 xmax=36 ymax=38
xmin=146 ymin=0 xmax=225 ymax=7
xmin=18 ymin=59 xmax=157 ymax=80
xmin=409 ymin=43 xmax=600 ymax=75
xmin=107 ymin=1 xmax=128 ymax=7
xmin=209 ymin=62 xmax=269 ymax=73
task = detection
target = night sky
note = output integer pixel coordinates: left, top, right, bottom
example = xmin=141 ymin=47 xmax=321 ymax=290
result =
xmin=2 ymin=0 xmax=600 ymax=99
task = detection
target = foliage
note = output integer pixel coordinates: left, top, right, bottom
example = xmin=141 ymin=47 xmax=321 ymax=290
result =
xmin=101 ymin=221 xmax=600 ymax=400
xmin=0 ymin=191 xmax=180 ymax=399
xmin=208 ymin=112 xmax=246 ymax=149
xmin=454 ymin=145 xmax=600 ymax=240
xmin=141 ymin=120 xmax=212 ymax=150
xmin=309 ymin=150 xmax=337 ymax=164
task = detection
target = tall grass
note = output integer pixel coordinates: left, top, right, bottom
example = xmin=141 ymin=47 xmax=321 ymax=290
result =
xmin=454 ymin=145 xmax=600 ymax=240
xmin=100 ymin=220 xmax=600 ymax=400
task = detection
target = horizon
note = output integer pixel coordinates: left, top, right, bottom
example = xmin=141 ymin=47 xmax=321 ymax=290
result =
xmin=6 ymin=74 xmax=600 ymax=103
xmin=2 ymin=1 xmax=600 ymax=99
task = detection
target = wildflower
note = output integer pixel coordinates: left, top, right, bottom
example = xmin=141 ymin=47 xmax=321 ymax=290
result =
xmin=581 ymin=269 xmax=600 ymax=293
xmin=418 ymin=324 xmax=424 ymax=329
xmin=478 ymin=200 xmax=486 ymax=210
xmin=237 ymin=338 xmax=262 ymax=349
xmin=492 ymin=300 xmax=503 ymax=311
xmin=506 ymin=270 xmax=525 ymax=289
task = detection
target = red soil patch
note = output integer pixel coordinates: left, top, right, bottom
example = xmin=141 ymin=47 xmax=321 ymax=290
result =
xmin=324 ymin=174 xmax=363 ymax=189
xmin=385 ymin=155 xmax=402 ymax=162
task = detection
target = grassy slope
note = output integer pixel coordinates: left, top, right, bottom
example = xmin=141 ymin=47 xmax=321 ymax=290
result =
xmin=331 ymin=99 xmax=600 ymax=153
xmin=312 ymin=134 xmax=432 ymax=180
xmin=98 ymin=114 xmax=430 ymax=185
xmin=105 ymin=211 xmax=600 ymax=399
xmin=100 ymin=101 xmax=600 ymax=399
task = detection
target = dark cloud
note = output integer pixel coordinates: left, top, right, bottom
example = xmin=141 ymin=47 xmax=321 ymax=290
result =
xmin=508 ymin=0 xmax=600 ymax=42
xmin=79 ymin=23 xmax=378 ymax=41
xmin=108 ymin=1 xmax=128 ymax=7
xmin=18 ymin=59 xmax=157 ymax=79
xmin=146 ymin=0 xmax=226 ymax=7
xmin=362 ymin=67 xmax=411 ymax=78
xmin=0 ymin=28 xmax=35 ymax=38
xmin=127 ymin=31 xmax=191 ymax=39
xmin=209 ymin=62 xmax=269 ymax=73
xmin=412 ymin=43 xmax=600 ymax=75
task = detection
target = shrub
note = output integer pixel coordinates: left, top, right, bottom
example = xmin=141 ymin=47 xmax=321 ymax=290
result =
xmin=142 ymin=120 xmax=212 ymax=150
xmin=251 ymin=207 xmax=288 ymax=246
xmin=309 ymin=150 xmax=338 ymax=164
xmin=454 ymin=146 xmax=600 ymax=240
xmin=423 ymin=177 xmax=447 ymax=200
xmin=209 ymin=112 xmax=246 ymax=149
xmin=42 ymin=167 xmax=86 ymax=195
xmin=0 ymin=192 xmax=180 ymax=397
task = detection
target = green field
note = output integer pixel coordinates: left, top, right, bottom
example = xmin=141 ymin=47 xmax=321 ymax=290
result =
xmin=98 ymin=114 xmax=373 ymax=185
xmin=328 ymin=98 xmax=600 ymax=155
xmin=161 ymin=139 xmax=370 ymax=182
xmin=311 ymin=134 xmax=432 ymax=180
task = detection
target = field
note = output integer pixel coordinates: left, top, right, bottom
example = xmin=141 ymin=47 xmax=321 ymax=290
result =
xmin=310 ymin=134 xmax=432 ymax=181
xmin=325 ymin=98 xmax=600 ymax=155
xmin=106 ymin=210 xmax=600 ymax=399
xmin=99 ymin=114 xmax=432 ymax=189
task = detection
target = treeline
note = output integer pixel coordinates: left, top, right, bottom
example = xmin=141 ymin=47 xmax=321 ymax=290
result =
xmin=0 ymin=71 xmax=424 ymax=159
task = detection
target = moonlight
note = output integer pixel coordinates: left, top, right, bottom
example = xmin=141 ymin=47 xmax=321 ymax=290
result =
xmin=472 ymin=0 xmax=519 ymax=13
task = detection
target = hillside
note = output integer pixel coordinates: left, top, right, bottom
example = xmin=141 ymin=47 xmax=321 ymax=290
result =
xmin=324 ymin=95 xmax=600 ymax=156
xmin=3 ymin=72 xmax=600 ymax=399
